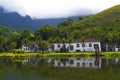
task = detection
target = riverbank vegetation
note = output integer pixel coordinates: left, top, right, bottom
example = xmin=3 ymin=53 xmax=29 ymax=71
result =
xmin=0 ymin=52 xmax=120 ymax=58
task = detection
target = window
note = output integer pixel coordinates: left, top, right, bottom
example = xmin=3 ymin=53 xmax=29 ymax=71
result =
xmin=32 ymin=45 xmax=35 ymax=48
xmin=89 ymin=43 xmax=92 ymax=47
xmin=57 ymin=44 xmax=60 ymax=48
xmin=70 ymin=45 xmax=73 ymax=50
xmin=51 ymin=45 xmax=55 ymax=51
xmin=63 ymin=44 xmax=66 ymax=48
xmin=31 ymin=48 xmax=33 ymax=50
xmin=82 ymin=44 xmax=85 ymax=47
xmin=76 ymin=43 xmax=80 ymax=47
xmin=116 ymin=46 xmax=120 ymax=48
xmin=58 ymin=62 xmax=61 ymax=66
xmin=23 ymin=48 xmax=26 ymax=50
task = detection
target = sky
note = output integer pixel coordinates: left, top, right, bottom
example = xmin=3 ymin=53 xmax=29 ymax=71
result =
xmin=0 ymin=0 xmax=120 ymax=19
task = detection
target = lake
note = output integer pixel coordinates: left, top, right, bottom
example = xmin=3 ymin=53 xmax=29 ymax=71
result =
xmin=0 ymin=56 xmax=120 ymax=80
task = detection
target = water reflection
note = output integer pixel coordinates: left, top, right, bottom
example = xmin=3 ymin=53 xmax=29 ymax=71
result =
xmin=1 ymin=56 xmax=120 ymax=80
xmin=53 ymin=57 xmax=101 ymax=68
xmin=21 ymin=57 xmax=120 ymax=68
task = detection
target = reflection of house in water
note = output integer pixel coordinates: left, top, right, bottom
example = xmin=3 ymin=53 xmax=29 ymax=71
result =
xmin=22 ymin=57 xmax=49 ymax=65
xmin=22 ymin=57 xmax=37 ymax=65
xmin=53 ymin=57 xmax=101 ymax=68
xmin=21 ymin=57 xmax=120 ymax=68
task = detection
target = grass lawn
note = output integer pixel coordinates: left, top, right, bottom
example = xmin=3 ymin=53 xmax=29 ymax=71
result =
xmin=0 ymin=52 xmax=120 ymax=57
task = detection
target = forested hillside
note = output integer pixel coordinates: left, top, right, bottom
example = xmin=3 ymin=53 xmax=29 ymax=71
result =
xmin=0 ymin=25 xmax=20 ymax=51
xmin=0 ymin=25 xmax=17 ymax=38
xmin=0 ymin=25 xmax=36 ymax=52
xmin=47 ymin=5 xmax=120 ymax=44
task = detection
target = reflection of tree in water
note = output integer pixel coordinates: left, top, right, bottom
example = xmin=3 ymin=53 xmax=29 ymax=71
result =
xmin=0 ymin=57 xmax=12 ymax=64
xmin=22 ymin=57 xmax=52 ymax=69
xmin=94 ymin=57 xmax=100 ymax=66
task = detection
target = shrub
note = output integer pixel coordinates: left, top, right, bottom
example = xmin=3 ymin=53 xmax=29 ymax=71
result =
xmin=55 ymin=50 xmax=60 ymax=53
xmin=12 ymin=49 xmax=25 ymax=54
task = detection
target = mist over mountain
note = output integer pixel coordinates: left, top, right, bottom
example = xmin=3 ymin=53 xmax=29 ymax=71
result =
xmin=34 ymin=16 xmax=79 ymax=27
xmin=0 ymin=7 xmax=80 ymax=32
xmin=0 ymin=7 xmax=37 ymax=31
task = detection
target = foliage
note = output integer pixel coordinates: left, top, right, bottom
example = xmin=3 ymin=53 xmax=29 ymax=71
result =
xmin=38 ymin=40 xmax=49 ymax=53
xmin=12 ymin=49 xmax=25 ymax=54
xmin=35 ymin=25 xmax=56 ymax=40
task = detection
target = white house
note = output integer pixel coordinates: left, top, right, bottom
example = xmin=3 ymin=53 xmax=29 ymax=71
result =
xmin=22 ymin=41 xmax=51 ymax=52
xmin=21 ymin=38 xmax=101 ymax=53
xmin=22 ymin=41 xmax=38 ymax=52
xmin=53 ymin=38 xmax=101 ymax=52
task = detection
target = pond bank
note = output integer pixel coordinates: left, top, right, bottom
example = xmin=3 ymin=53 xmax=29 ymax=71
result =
xmin=0 ymin=52 xmax=120 ymax=57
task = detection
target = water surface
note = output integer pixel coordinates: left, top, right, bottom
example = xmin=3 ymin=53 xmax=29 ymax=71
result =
xmin=0 ymin=56 xmax=120 ymax=80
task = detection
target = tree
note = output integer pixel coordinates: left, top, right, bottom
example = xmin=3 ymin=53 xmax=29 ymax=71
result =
xmin=9 ymin=42 xmax=17 ymax=51
xmin=0 ymin=36 xmax=6 ymax=52
xmin=0 ymin=36 xmax=6 ymax=46
xmin=20 ymin=29 xmax=31 ymax=39
xmin=58 ymin=18 xmax=73 ymax=27
xmin=35 ymin=25 xmax=56 ymax=40
xmin=54 ymin=36 xmax=61 ymax=43
xmin=19 ymin=29 xmax=33 ymax=48
xmin=38 ymin=40 xmax=49 ymax=53
xmin=70 ymin=30 xmax=81 ymax=39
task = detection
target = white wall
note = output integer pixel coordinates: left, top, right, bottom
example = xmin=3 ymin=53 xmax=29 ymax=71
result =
xmin=22 ymin=45 xmax=37 ymax=52
xmin=53 ymin=42 xmax=101 ymax=52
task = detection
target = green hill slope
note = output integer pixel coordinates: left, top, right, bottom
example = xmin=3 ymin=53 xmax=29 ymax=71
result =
xmin=73 ymin=5 xmax=120 ymax=29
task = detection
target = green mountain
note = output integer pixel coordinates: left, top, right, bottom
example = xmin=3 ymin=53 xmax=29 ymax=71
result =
xmin=73 ymin=5 xmax=120 ymax=29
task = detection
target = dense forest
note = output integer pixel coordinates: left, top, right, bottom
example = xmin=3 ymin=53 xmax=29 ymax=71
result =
xmin=0 ymin=5 xmax=120 ymax=52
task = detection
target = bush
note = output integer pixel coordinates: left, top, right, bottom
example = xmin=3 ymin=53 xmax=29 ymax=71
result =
xmin=55 ymin=50 xmax=60 ymax=53
xmin=0 ymin=47 xmax=5 ymax=53
xmin=12 ymin=49 xmax=25 ymax=54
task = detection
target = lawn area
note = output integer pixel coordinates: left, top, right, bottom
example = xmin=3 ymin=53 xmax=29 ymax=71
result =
xmin=0 ymin=52 xmax=120 ymax=57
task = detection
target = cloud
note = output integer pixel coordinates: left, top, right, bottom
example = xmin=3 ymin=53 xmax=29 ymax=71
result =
xmin=0 ymin=0 xmax=120 ymax=19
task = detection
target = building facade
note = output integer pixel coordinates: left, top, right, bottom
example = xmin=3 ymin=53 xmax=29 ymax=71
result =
xmin=21 ymin=38 xmax=102 ymax=53
xmin=53 ymin=38 xmax=101 ymax=52
xmin=22 ymin=41 xmax=38 ymax=52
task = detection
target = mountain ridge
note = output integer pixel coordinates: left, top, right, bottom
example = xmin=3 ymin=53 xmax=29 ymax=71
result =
xmin=0 ymin=7 xmax=80 ymax=32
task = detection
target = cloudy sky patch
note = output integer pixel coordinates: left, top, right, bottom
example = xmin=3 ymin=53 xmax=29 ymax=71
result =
xmin=0 ymin=0 xmax=120 ymax=19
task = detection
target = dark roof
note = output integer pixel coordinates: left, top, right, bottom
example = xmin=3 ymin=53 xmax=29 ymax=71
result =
xmin=85 ymin=38 xmax=100 ymax=42
xmin=29 ymin=41 xmax=37 ymax=45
